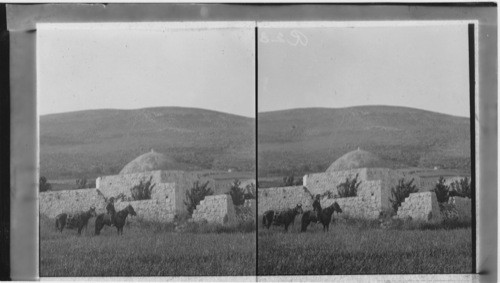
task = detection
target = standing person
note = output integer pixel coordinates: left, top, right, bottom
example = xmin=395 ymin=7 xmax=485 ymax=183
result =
xmin=106 ymin=197 xmax=116 ymax=226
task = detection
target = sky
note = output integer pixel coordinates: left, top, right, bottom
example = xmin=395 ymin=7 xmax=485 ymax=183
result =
xmin=37 ymin=22 xmax=256 ymax=118
xmin=258 ymin=23 xmax=471 ymax=117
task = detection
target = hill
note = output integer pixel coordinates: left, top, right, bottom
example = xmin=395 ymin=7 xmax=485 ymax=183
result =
xmin=40 ymin=107 xmax=255 ymax=179
xmin=258 ymin=106 xmax=471 ymax=177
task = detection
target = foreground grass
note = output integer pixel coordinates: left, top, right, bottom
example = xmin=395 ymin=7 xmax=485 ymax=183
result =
xmin=258 ymin=221 xmax=472 ymax=275
xmin=40 ymin=217 xmax=255 ymax=276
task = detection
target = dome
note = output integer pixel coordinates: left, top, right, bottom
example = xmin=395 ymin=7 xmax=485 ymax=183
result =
xmin=326 ymin=149 xmax=390 ymax=172
xmin=119 ymin=149 xmax=176 ymax=175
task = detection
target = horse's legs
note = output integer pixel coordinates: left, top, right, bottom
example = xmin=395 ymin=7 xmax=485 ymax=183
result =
xmin=301 ymin=219 xmax=309 ymax=232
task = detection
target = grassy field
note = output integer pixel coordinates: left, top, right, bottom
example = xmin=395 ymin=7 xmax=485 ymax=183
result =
xmin=40 ymin=216 xmax=256 ymax=276
xmin=258 ymin=219 xmax=472 ymax=275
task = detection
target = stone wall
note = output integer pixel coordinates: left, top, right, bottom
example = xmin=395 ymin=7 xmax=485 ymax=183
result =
xmin=96 ymin=170 xmax=235 ymax=214
xmin=40 ymin=189 xmax=106 ymax=218
xmin=321 ymin=185 xmax=383 ymax=219
xmin=303 ymin=168 xmax=427 ymax=210
xmin=115 ymin=199 xmax=176 ymax=222
xmin=258 ymin=186 xmax=312 ymax=215
xmin=40 ymin=181 xmax=178 ymax=220
xmin=396 ymin=192 xmax=442 ymax=222
xmin=192 ymin=195 xmax=238 ymax=225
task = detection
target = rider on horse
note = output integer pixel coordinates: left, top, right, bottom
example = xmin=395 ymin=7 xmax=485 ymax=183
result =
xmin=106 ymin=197 xmax=116 ymax=226
xmin=312 ymin=194 xmax=322 ymax=221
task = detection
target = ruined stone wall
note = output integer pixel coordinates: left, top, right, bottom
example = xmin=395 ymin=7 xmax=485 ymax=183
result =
xmin=303 ymin=168 xmax=425 ymax=210
xmin=258 ymin=186 xmax=312 ymax=215
xmin=192 ymin=195 xmax=237 ymax=225
xmin=40 ymin=189 xmax=106 ymax=218
xmin=96 ymin=170 xmax=231 ymax=214
xmin=396 ymin=192 xmax=442 ymax=222
xmin=321 ymin=185 xmax=383 ymax=219
xmin=39 ymin=183 xmax=178 ymax=220
xmin=115 ymin=199 xmax=176 ymax=222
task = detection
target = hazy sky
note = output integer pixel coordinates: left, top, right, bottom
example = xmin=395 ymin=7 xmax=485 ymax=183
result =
xmin=258 ymin=23 xmax=470 ymax=117
xmin=38 ymin=23 xmax=256 ymax=117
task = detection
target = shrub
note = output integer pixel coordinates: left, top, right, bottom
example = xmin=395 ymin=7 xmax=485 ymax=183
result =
xmin=282 ymin=175 xmax=302 ymax=187
xmin=39 ymin=176 xmax=51 ymax=192
xmin=432 ymin=176 xmax=450 ymax=203
xmin=74 ymin=178 xmax=96 ymax=190
xmin=450 ymin=177 xmax=472 ymax=199
xmin=390 ymin=178 xmax=418 ymax=212
xmin=130 ymin=176 xmax=155 ymax=200
xmin=75 ymin=178 xmax=87 ymax=190
xmin=337 ymin=174 xmax=361 ymax=198
xmin=227 ymin=179 xmax=245 ymax=206
xmin=244 ymin=183 xmax=256 ymax=200
xmin=184 ymin=181 xmax=213 ymax=216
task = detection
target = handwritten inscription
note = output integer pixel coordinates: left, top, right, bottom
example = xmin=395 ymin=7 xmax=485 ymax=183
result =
xmin=259 ymin=30 xmax=308 ymax=46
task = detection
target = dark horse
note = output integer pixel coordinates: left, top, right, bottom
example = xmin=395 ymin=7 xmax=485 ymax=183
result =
xmin=301 ymin=202 xmax=342 ymax=232
xmin=262 ymin=204 xmax=303 ymax=232
xmin=55 ymin=206 xmax=97 ymax=235
xmin=95 ymin=204 xmax=137 ymax=235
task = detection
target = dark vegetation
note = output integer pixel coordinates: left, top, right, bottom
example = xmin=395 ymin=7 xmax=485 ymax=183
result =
xmin=258 ymin=106 xmax=471 ymax=177
xmin=433 ymin=176 xmax=450 ymax=203
xmin=184 ymin=181 xmax=213 ymax=216
xmin=39 ymin=176 xmax=52 ymax=192
xmin=40 ymin=107 xmax=255 ymax=179
xmin=337 ymin=174 xmax=361 ymax=198
xmin=450 ymin=177 xmax=472 ymax=199
xmin=130 ymin=176 xmax=155 ymax=201
xmin=282 ymin=175 xmax=303 ymax=187
xmin=390 ymin=178 xmax=418 ymax=212
xmin=227 ymin=180 xmax=246 ymax=206
xmin=74 ymin=178 xmax=96 ymax=190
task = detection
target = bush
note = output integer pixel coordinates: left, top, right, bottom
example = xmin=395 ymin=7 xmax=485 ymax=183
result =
xmin=282 ymin=175 xmax=302 ymax=187
xmin=450 ymin=177 xmax=472 ymax=199
xmin=184 ymin=181 xmax=213 ymax=216
xmin=433 ymin=176 xmax=450 ymax=203
xmin=74 ymin=178 xmax=96 ymax=190
xmin=130 ymin=176 xmax=155 ymax=200
xmin=39 ymin=176 xmax=52 ymax=192
xmin=244 ymin=183 xmax=256 ymax=200
xmin=390 ymin=178 xmax=418 ymax=212
xmin=228 ymin=180 xmax=245 ymax=206
xmin=337 ymin=174 xmax=361 ymax=198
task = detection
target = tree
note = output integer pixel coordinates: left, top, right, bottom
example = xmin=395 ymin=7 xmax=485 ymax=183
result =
xmin=39 ymin=176 xmax=51 ymax=192
xmin=433 ymin=176 xmax=450 ymax=203
xmin=227 ymin=179 xmax=246 ymax=206
xmin=390 ymin=178 xmax=418 ymax=212
xmin=450 ymin=177 xmax=472 ymax=199
xmin=184 ymin=181 xmax=213 ymax=216
xmin=337 ymin=174 xmax=361 ymax=198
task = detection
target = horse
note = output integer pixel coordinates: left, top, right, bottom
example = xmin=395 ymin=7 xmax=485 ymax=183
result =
xmin=55 ymin=206 xmax=97 ymax=235
xmin=301 ymin=202 xmax=342 ymax=232
xmin=262 ymin=204 xmax=303 ymax=232
xmin=95 ymin=204 xmax=137 ymax=235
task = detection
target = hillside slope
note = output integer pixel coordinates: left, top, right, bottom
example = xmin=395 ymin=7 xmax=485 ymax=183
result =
xmin=258 ymin=106 xmax=471 ymax=176
xmin=40 ymin=107 xmax=255 ymax=179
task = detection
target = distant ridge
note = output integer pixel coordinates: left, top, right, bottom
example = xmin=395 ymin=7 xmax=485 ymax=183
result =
xmin=258 ymin=105 xmax=470 ymax=176
xmin=40 ymin=107 xmax=255 ymax=179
